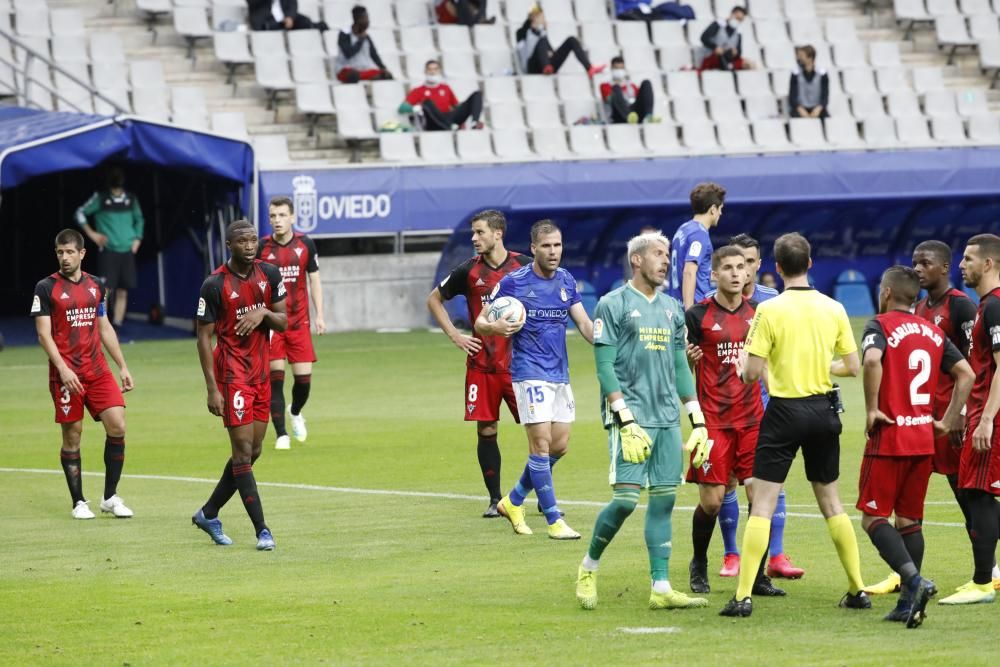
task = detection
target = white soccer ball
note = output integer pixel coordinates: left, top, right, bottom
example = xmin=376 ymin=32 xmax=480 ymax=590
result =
xmin=487 ymin=296 xmax=526 ymax=325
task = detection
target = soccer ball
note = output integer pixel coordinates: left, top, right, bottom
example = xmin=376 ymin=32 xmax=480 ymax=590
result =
xmin=487 ymin=297 xmax=526 ymax=325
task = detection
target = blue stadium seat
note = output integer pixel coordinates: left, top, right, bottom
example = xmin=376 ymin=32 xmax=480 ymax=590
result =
xmin=833 ymin=270 xmax=875 ymax=317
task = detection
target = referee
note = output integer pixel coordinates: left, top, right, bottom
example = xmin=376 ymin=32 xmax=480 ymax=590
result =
xmin=720 ymin=232 xmax=868 ymax=618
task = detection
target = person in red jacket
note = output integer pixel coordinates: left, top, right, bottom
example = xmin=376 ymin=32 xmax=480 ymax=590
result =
xmin=599 ymin=56 xmax=655 ymax=124
xmin=399 ymin=60 xmax=484 ymax=131
xmin=436 ymin=0 xmax=494 ymax=25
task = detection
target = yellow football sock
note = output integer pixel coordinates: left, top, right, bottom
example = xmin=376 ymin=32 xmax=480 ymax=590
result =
xmin=735 ymin=515 xmax=770 ymax=599
xmin=827 ymin=513 xmax=865 ymax=594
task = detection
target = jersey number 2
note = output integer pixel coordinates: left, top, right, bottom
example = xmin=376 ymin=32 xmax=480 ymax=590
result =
xmin=908 ymin=349 xmax=931 ymax=406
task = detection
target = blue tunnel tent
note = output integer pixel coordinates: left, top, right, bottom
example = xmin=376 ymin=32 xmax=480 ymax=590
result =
xmin=0 ymin=107 xmax=254 ymax=322
xmin=433 ymin=148 xmax=1000 ymax=326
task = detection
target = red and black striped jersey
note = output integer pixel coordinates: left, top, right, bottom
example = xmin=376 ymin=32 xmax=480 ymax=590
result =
xmin=197 ymin=260 xmax=286 ymax=384
xmin=914 ymin=287 xmax=976 ymax=416
xmin=686 ymin=296 xmax=764 ymax=428
xmin=259 ymin=233 xmax=319 ymax=330
xmin=437 ymin=252 xmax=531 ymax=373
xmin=30 ymin=271 xmax=110 ymax=382
xmin=965 ymin=288 xmax=1000 ymax=432
xmin=861 ymin=310 xmax=963 ymax=456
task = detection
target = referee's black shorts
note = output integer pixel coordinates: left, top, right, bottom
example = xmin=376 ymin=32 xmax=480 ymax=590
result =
xmin=753 ymin=395 xmax=842 ymax=484
xmin=98 ymin=250 xmax=137 ymax=291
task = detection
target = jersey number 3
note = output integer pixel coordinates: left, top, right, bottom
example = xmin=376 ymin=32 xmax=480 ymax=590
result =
xmin=908 ymin=349 xmax=931 ymax=406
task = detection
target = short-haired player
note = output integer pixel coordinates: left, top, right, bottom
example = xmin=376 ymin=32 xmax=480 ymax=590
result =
xmin=427 ymin=209 xmax=531 ymax=517
xmin=857 ymin=266 xmax=973 ymax=624
xmin=31 ymin=229 xmax=135 ymax=519
xmin=668 ymin=182 xmax=726 ymax=309
xmin=259 ymin=196 xmax=325 ymax=450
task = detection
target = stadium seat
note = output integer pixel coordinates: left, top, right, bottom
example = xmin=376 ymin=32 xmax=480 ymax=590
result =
xmin=292 ymin=56 xmax=330 ymax=83
xmin=372 ymin=79 xmax=404 ymax=112
xmin=400 ymin=26 xmax=434 ymax=55
xmin=605 ymin=124 xmax=644 ymax=156
xmin=927 ymin=0 xmax=961 ymax=16
xmin=574 ymin=0 xmax=610 ymax=22
xmin=862 ymin=116 xmax=898 ymax=146
xmin=785 ymin=0 xmax=818 ymax=19
xmin=521 ymin=75 xmax=557 ymax=102
xmin=395 ymin=1 xmax=429 ymax=26
xmin=54 ymin=63 xmax=92 ymax=114
xmin=686 ymin=0 xmax=712 ymax=17
xmin=643 ymin=122 xmax=684 ymax=155
xmin=717 ymin=120 xmax=754 ymax=150
xmin=789 ymin=117 xmax=826 ymax=148
xmin=894 ymin=0 xmax=934 ymax=38
xmin=442 ymin=52 xmax=477 ymax=78
xmin=174 ymin=7 xmax=212 ymax=57
xmin=491 ymin=127 xmax=533 ymax=159
xmin=287 ymin=30 xmax=325 ymax=58
xmin=478 ymin=49 xmax=513 ymax=76
xmin=296 ymin=83 xmax=336 ymax=129
xmin=969 ymin=14 xmax=1000 ymax=42
xmin=658 ymin=45 xmax=694 ymax=70
xmin=833 ymin=270 xmax=875 ymax=317
xmin=887 ymin=90 xmax=923 ymax=117
xmin=332 ymin=85 xmax=376 ymax=139
xmin=968 ymin=112 xmax=1000 ymax=142
xmin=682 ymin=120 xmax=719 ymax=151
xmin=568 ymin=125 xmax=608 ymax=156
xmin=763 ymin=45 xmax=797 ymax=70
xmin=754 ymin=19 xmax=792 ymax=47
xmin=49 ymin=8 xmax=83 ymax=37
xmin=211 ymin=111 xmax=249 ymax=140
xmin=473 ymin=23 xmax=509 ymax=51
xmin=488 ymin=102 xmax=526 ymax=130
xmin=251 ymin=31 xmax=287 ymax=58
xmin=456 ymin=130 xmax=494 ymax=160
xmin=254 ymin=134 xmax=291 ymax=167
xmin=437 ymin=25 xmax=475 ymax=54
xmin=130 ymin=60 xmax=167 ymax=90
xmin=650 ymin=20 xmax=685 ymax=49
xmin=172 ymin=86 xmax=209 ymax=128
xmin=526 ymin=101 xmax=563 ymax=128
xmin=923 ymin=89 xmax=958 ymax=117
xmin=615 ymin=21 xmax=651 ymax=47
xmin=15 ymin=8 xmax=50 ymax=38
xmin=753 ymin=119 xmax=792 ymax=150
xmin=532 ymin=128 xmax=572 ymax=158
xmin=94 ymin=83 xmax=131 ymax=115
xmin=749 ymin=0 xmax=785 ymax=19
xmin=960 ymin=0 xmax=992 ymax=12
xmin=896 ymin=116 xmax=933 ymax=145
xmin=851 ymin=92 xmax=888 ymax=120
xmin=379 ymin=131 xmax=418 ymax=162
xmin=212 ymin=4 xmax=247 ymax=31
xmin=132 ymin=86 xmax=170 ymax=121
xmin=702 ymin=70 xmax=738 ymax=99
xmin=912 ymin=66 xmax=946 ymax=93
xmin=744 ymin=95 xmax=780 ymax=120
xmin=544 ymin=0 xmax=576 ymax=23
xmin=685 ymin=18 xmax=713 ymax=48
xmin=931 ymin=115 xmax=968 ymax=142
xmin=557 ymin=75 xmax=594 ymax=102
xmin=484 ymin=76 xmax=518 ymax=105
xmin=825 ymin=17 xmax=860 ymax=44
xmin=843 ymin=69 xmax=878 ymax=95
xmin=665 ymin=71 xmax=701 ymax=98
xmin=673 ymin=96 xmax=709 ymax=121
xmin=956 ymin=89 xmax=989 ymax=116
xmin=825 ymin=116 xmax=864 ymax=148
xmin=789 ymin=17 xmax=823 ymax=44
xmin=832 ymin=42 xmax=867 ymax=68
xmin=876 ymin=67 xmax=911 ymax=93
xmin=418 ymin=132 xmax=459 ymax=161
xmin=52 ymin=36 xmax=87 ymax=65
xmin=980 ymin=40 xmax=1000 ymax=86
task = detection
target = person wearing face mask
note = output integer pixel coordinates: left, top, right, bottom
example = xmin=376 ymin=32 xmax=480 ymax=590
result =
xmin=599 ymin=56 xmax=656 ymax=124
xmin=699 ymin=6 xmax=748 ymax=72
xmin=335 ymin=6 xmax=393 ymax=83
xmin=435 ymin=0 xmax=495 ymax=26
xmin=788 ymin=45 xmax=829 ymax=119
xmin=399 ymin=60 xmax=485 ymax=131
xmin=516 ymin=6 xmax=606 ymax=77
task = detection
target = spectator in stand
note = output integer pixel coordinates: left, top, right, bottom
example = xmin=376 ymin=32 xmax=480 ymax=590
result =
xmin=600 ymin=56 xmax=656 ymax=124
xmin=335 ymin=6 xmax=393 ymax=83
xmin=436 ymin=0 xmax=495 ymax=25
xmin=247 ymin=0 xmax=328 ymax=31
xmin=615 ymin=1 xmax=695 ymax=23
xmin=516 ymin=6 xmax=605 ymax=77
xmin=699 ymin=5 xmax=748 ymax=72
xmin=788 ymin=45 xmax=829 ymax=119
xmin=399 ymin=60 xmax=485 ymax=131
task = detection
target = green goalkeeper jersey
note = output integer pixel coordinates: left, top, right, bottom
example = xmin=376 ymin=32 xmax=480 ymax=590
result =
xmin=75 ymin=190 xmax=145 ymax=253
xmin=593 ymin=282 xmax=686 ymax=429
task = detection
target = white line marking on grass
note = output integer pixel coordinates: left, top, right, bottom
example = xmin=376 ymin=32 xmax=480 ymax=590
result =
xmin=619 ymin=627 xmax=681 ymax=635
xmin=0 ymin=468 xmax=966 ymax=527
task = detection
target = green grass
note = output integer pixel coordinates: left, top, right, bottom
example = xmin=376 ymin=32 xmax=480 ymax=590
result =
xmin=0 ymin=322 xmax=995 ymax=666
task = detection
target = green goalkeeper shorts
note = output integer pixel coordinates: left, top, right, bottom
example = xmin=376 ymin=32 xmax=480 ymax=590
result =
xmin=607 ymin=425 xmax=683 ymax=488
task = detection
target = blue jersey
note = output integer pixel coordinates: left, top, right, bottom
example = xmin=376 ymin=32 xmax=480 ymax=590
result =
xmin=668 ymin=220 xmax=713 ymax=304
xmin=493 ymin=265 xmax=581 ymax=383
xmin=707 ymin=283 xmax=779 ymax=303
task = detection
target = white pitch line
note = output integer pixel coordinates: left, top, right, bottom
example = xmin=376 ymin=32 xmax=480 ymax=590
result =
xmin=619 ymin=627 xmax=682 ymax=635
xmin=0 ymin=468 xmax=966 ymax=528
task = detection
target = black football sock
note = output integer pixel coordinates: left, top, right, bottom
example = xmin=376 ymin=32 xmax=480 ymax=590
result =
xmin=290 ymin=374 xmax=311 ymax=415
xmin=202 ymin=459 xmax=236 ymax=519
xmin=103 ymin=435 xmax=125 ymax=500
xmin=967 ymin=490 xmax=1000 ymax=585
xmin=691 ymin=504 xmax=717 ymax=563
xmin=477 ymin=433 xmax=502 ymax=502
xmin=898 ymin=523 xmax=924 ymax=573
xmin=947 ymin=473 xmax=974 ymax=533
xmin=232 ymin=462 xmax=267 ymax=535
xmin=270 ymin=370 xmax=287 ymax=437
xmin=60 ymin=448 xmax=84 ymax=506
xmin=867 ymin=519 xmax=918 ymax=584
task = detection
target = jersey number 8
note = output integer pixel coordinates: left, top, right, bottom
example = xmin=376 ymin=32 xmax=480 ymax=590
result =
xmin=468 ymin=384 xmax=478 ymax=403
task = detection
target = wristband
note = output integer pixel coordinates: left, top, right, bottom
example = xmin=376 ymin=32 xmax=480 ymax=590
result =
xmin=610 ymin=399 xmax=634 ymax=426
xmin=685 ymin=400 xmax=704 ymax=427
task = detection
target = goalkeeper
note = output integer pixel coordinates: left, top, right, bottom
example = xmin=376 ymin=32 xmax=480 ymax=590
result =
xmin=575 ymin=231 xmax=709 ymax=611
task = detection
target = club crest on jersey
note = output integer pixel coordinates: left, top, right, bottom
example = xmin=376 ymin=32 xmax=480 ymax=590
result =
xmin=235 ymin=409 xmax=246 ymax=420
xmin=560 ymin=288 xmax=568 ymax=302
xmin=258 ymin=280 xmax=267 ymax=292
xmin=294 ymin=247 xmax=303 ymax=258
xmin=467 ymin=404 xmax=475 ymax=415
xmin=88 ymin=287 xmax=98 ymax=298
xmin=934 ymin=315 xmax=943 ymax=326
xmin=61 ymin=405 xmax=71 ymax=416
xmin=700 ymin=461 xmax=712 ymax=475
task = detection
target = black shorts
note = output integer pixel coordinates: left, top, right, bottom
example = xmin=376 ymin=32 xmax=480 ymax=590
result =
xmin=98 ymin=250 xmax=137 ymax=291
xmin=753 ymin=395 xmax=842 ymax=484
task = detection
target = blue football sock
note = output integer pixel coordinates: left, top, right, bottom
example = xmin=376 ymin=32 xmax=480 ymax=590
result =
xmin=508 ymin=462 xmax=533 ymax=506
xmin=769 ymin=489 xmax=787 ymax=558
xmin=528 ymin=454 xmax=561 ymax=525
xmin=719 ymin=489 xmax=740 ymax=556
xmin=549 ymin=453 xmax=562 ymax=471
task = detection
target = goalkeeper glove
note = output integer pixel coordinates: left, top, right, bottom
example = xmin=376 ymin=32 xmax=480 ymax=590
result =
xmin=684 ymin=402 xmax=711 ymax=468
xmin=612 ymin=401 xmax=652 ymax=464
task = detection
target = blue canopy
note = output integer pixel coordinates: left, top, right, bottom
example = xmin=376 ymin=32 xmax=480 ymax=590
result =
xmin=0 ymin=108 xmax=254 ymax=209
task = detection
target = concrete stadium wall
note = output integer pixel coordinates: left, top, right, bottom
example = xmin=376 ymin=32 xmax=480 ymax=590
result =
xmin=317 ymin=253 xmax=438 ymax=332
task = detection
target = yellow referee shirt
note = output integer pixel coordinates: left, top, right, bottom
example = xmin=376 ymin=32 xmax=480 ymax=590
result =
xmin=745 ymin=287 xmax=857 ymax=399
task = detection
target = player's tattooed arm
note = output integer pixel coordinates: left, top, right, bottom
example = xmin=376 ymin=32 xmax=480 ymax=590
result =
xmin=196 ymin=321 xmax=224 ymax=416
xmin=98 ymin=315 xmax=133 ymax=391
xmin=35 ymin=315 xmax=83 ymax=395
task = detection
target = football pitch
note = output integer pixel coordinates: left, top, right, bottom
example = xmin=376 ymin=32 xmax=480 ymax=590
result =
xmin=1 ymin=323 xmax=996 ymax=665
